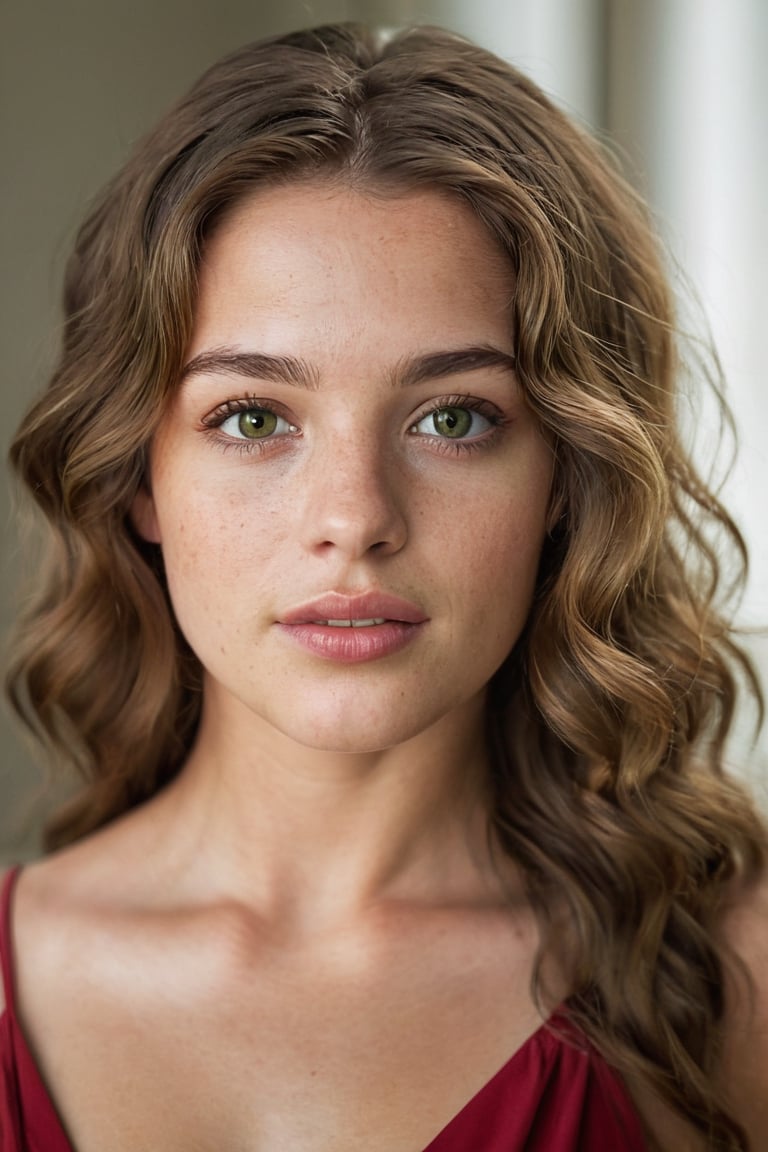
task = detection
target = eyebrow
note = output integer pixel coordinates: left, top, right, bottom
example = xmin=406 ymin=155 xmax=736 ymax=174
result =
xmin=180 ymin=344 xmax=516 ymax=390
xmin=181 ymin=349 xmax=321 ymax=389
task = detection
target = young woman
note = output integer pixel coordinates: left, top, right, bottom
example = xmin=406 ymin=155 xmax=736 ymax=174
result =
xmin=2 ymin=22 xmax=766 ymax=1152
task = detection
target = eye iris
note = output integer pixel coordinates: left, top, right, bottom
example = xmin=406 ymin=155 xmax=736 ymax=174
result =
xmin=238 ymin=409 xmax=277 ymax=439
xmin=433 ymin=407 xmax=472 ymax=438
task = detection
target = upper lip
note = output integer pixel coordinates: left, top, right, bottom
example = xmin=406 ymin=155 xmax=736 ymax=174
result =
xmin=279 ymin=591 xmax=429 ymax=626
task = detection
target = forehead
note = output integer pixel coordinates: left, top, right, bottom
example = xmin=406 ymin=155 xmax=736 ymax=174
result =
xmin=189 ymin=183 xmax=516 ymax=364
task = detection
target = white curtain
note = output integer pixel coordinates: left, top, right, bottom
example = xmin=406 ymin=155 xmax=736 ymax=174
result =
xmin=606 ymin=0 xmax=767 ymax=785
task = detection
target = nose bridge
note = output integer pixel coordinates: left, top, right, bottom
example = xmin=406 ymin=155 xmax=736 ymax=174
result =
xmin=300 ymin=420 xmax=407 ymax=558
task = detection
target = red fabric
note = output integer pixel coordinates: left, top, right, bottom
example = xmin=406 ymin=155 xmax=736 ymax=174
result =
xmin=424 ymin=1014 xmax=648 ymax=1150
xmin=1 ymin=868 xmax=72 ymax=1152
xmin=0 ymin=867 xmax=647 ymax=1151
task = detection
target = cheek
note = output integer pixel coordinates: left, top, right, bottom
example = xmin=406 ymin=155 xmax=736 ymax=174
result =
xmin=156 ymin=468 xmax=285 ymax=583
xmin=449 ymin=473 xmax=550 ymax=626
xmin=470 ymin=515 xmax=544 ymax=603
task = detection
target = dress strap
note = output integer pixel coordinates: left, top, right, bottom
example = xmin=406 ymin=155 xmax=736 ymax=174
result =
xmin=0 ymin=867 xmax=21 ymax=1018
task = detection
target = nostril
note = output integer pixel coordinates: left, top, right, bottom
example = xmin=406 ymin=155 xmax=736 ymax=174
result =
xmin=301 ymin=487 xmax=408 ymax=559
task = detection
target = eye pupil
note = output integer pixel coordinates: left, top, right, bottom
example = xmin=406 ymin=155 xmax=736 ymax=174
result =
xmin=238 ymin=409 xmax=277 ymax=438
xmin=433 ymin=407 xmax=472 ymax=438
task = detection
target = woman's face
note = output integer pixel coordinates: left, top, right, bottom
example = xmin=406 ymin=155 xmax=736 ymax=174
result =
xmin=133 ymin=183 xmax=553 ymax=753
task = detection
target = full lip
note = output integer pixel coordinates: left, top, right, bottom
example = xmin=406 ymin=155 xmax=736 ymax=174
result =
xmin=278 ymin=591 xmax=429 ymax=627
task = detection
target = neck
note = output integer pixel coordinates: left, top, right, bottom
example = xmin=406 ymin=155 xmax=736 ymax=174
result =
xmin=146 ymin=684 xmax=512 ymax=930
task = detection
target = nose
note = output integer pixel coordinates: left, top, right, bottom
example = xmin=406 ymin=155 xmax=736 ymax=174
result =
xmin=299 ymin=435 xmax=408 ymax=560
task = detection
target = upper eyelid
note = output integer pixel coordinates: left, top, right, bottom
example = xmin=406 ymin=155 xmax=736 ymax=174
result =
xmin=200 ymin=396 xmax=291 ymax=426
xmin=413 ymin=393 xmax=502 ymax=411
xmin=409 ymin=394 xmax=506 ymax=427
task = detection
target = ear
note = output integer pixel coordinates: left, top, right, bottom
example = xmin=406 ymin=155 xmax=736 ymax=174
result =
xmin=129 ymin=484 xmax=162 ymax=544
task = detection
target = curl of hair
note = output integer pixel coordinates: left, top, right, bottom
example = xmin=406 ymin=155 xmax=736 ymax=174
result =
xmin=6 ymin=23 xmax=766 ymax=1149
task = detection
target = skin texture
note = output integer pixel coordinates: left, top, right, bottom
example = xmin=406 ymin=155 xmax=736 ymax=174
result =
xmin=134 ymin=183 xmax=553 ymax=763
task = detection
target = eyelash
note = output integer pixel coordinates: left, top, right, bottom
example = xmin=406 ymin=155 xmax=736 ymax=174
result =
xmin=200 ymin=393 xmax=508 ymax=457
xmin=200 ymin=397 xmax=298 ymax=456
xmin=409 ymin=394 xmax=507 ymax=456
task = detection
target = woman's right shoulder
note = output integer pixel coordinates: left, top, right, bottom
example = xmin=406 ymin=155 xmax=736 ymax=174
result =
xmin=0 ymin=809 xmax=174 ymax=1012
xmin=0 ymin=845 xmax=123 ymax=1021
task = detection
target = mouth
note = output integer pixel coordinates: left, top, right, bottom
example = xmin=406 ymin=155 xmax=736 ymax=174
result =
xmin=280 ymin=591 xmax=428 ymax=628
xmin=277 ymin=592 xmax=428 ymax=663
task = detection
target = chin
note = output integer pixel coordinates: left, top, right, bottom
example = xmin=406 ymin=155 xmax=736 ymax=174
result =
xmin=260 ymin=687 xmax=482 ymax=759
xmin=271 ymin=713 xmax=425 ymax=757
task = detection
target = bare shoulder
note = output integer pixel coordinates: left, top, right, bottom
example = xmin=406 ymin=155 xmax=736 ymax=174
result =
xmin=8 ymin=807 xmax=170 ymax=1020
xmin=716 ymin=864 xmax=768 ymax=1142
xmin=9 ymin=849 xmax=104 ymax=1022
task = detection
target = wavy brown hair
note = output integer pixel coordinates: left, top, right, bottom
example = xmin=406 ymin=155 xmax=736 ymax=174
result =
xmin=6 ymin=22 xmax=766 ymax=1149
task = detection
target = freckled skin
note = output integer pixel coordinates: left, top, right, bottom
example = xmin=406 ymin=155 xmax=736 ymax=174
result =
xmin=133 ymin=184 xmax=553 ymax=755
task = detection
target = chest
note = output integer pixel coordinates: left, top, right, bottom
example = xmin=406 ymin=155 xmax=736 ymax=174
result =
xmin=23 ymin=922 xmax=546 ymax=1152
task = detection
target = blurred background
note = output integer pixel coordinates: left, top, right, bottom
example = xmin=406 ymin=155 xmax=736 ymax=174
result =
xmin=2 ymin=0 xmax=766 ymax=859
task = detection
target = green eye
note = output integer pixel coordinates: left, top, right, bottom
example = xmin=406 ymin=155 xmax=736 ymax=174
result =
xmin=237 ymin=409 xmax=278 ymax=438
xmin=431 ymin=407 xmax=473 ymax=438
xmin=214 ymin=405 xmax=296 ymax=443
xmin=413 ymin=405 xmax=492 ymax=440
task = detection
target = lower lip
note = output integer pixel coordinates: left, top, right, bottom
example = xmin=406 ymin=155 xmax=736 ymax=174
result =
xmin=276 ymin=621 xmax=425 ymax=663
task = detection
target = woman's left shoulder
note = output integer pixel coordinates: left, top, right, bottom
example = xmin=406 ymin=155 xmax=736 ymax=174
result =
xmin=716 ymin=864 xmax=768 ymax=1141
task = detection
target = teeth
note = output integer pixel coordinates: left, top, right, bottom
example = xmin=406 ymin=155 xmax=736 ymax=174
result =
xmin=313 ymin=618 xmax=387 ymax=628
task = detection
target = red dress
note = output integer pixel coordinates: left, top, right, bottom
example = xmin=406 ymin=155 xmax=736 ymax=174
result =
xmin=0 ymin=867 xmax=647 ymax=1151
